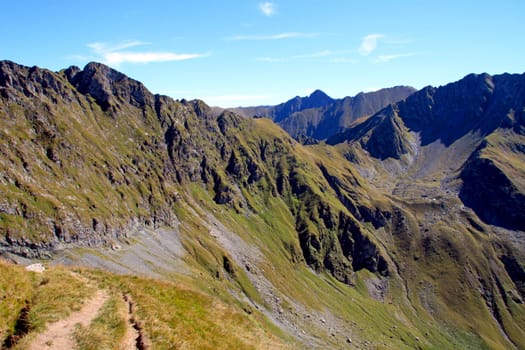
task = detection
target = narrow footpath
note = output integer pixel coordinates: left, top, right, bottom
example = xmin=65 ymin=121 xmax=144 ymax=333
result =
xmin=28 ymin=290 xmax=109 ymax=350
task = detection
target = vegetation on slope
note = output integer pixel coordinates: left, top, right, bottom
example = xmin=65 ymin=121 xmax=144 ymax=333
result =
xmin=0 ymin=260 xmax=292 ymax=349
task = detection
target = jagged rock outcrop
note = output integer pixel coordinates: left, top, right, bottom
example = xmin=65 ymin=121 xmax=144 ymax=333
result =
xmin=396 ymin=73 xmax=525 ymax=145
xmin=331 ymin=72 xmax=525 ymax=153
xmin=68 ymin=62 xmax=155 ymax=111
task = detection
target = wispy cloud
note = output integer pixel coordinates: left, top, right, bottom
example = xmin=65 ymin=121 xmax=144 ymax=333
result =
xmin=86 ymin=40 xmax=208 ymax=66
xmin=374 ymin=53 xmax=415 ymax=63
xmin=87 ymin=40 xmax=146 ymax=53
xmin=257 ymin=50 xmax=356 ymax=64
xmin=358 ymin=34 xmax=384 ymax=56
xmin=102 ymin=52 xmax=206 ymax=65
xmin=228 ymin=32 xmax=319 ymax=41
xmin=258 ymin=2 xmax=276 ymax=16
xmin=257 ymin=57 xmax=286 ymax=63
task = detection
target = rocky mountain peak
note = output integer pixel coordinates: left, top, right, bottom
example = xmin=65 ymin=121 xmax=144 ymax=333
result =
xmin=0 ymin=60 xmax=23 ymax=86
xmin=68 ymin=62 xmax=154 ymax=111
xmin=308 ymin=89 xmax=333 ymax=105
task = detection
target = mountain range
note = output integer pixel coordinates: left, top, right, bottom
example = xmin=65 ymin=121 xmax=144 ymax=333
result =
xmin=0 ymin=60 xmax=524 ymax=349
xmin=232 ymin=86 xmax=416 ymax=141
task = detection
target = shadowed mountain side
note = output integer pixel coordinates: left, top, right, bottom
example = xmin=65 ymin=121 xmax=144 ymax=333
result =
xmin=396 ymin=72 xmax=525 ymax=146
xmin=460 ymin=134 xmax=525 ymax=231
xmin=326 ymin=106 xmax=415 ymax=160
xmin=326 ymin=72 xmax=525 ymax=233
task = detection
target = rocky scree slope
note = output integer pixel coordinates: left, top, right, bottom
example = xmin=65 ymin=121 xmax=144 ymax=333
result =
xmin=328 ymin=72 xmax=525 ymax=230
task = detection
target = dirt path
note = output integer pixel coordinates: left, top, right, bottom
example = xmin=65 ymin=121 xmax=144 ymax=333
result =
xmin=28 ymin=290 xmax=109 ymax=350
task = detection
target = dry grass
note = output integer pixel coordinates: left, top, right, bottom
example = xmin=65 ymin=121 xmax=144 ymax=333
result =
xmin=0 ymin=262 xmax=97 ymax=349
xmin=84 ymin=269 xmax=293 ymax=350
xmin=0 ymin=260 xmax=33 ymax=346
xmin=0 ymin=260 xmax=293 ymax=350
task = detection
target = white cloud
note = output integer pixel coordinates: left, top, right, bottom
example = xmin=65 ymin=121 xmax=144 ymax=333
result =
xmin=293 ymin=50 xmax=334 ymax=59
xmin=86 ymin=40 xmax=208 ymax=66
xmin=257 ymin=50 xmax=355 ymax=64
xmin=374 ymin=53 xmax=415 ymax=63
xmin=358 ymin=34 xmax=384 ymax=56
xmin=103 ymin=52 xmax=207 ymax=65
xmin=258 ymin=2 xmax=276 ymax=16
xmin=228 ymin=32 xmax=319 ymax=41
xmin=87 ymin=40 xmax=146 ymax=53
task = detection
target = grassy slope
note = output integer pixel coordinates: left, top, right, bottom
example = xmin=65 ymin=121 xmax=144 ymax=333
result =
xmin=331 ymin=127 xmax=525 ymax=349
xmin=168 ymin=170 xmax=502 ymax=349
xmin=0 ymin=260 xmax=293 ymax=350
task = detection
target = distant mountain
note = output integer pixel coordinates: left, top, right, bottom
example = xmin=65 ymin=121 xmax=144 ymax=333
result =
xmin=233 ymin=86 xmax=416 ymax=140
xmin=328 ymin=72 xmax=525 ymax=231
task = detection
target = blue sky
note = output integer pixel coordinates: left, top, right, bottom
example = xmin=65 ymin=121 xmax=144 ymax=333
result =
xmin=2 ymin=1 xmax=524 ymax=107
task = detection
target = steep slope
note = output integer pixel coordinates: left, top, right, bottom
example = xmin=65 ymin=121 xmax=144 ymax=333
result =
xmin=234 ymin=86 xmax=416 ymax=140
xmin=328 ymin=72 xmax=525 ymax=222
xmin=327 ymin=72 xmax=525 ymax=349
xmin=460 ymin=132 xmax=525 ymax=231
xmin=1 ymin=62 xmax=525 ymax=349
xmin=0 ymin=60 xmax=393 ymax=284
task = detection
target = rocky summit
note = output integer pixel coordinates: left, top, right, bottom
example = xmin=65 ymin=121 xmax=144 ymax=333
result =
xmin=1 ymin=60 xmax=525 ymax=349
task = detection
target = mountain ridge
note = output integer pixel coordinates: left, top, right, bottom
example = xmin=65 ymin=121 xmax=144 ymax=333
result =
xmin=232 ymin=85 xmax=416 ymax=140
